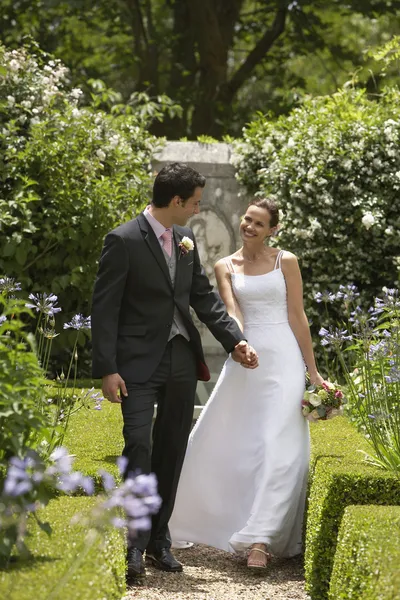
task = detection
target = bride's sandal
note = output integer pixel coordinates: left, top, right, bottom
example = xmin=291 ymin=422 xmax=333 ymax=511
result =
xmin=247 ymin=544 xmax=272 ymax=570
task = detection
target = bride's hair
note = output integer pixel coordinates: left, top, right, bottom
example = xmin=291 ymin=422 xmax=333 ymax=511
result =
xmin=248 ymin=198 xmax=279 ymax=228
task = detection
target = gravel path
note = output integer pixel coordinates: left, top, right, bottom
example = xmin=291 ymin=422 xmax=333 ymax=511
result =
xmin=124 ymin=544 xmax=309 ymax=600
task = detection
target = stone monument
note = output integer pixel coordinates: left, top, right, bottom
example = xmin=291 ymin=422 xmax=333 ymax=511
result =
xmin=152 ymin=141 xmax=248 ymax=405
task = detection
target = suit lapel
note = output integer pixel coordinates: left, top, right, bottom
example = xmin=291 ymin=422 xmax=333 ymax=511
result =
xmin=137 ymin=213 xmax=173 ymax=289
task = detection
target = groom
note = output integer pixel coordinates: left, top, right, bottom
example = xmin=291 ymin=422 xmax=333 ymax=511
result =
xmin=91 ymin=162 xmax=258 ymax=579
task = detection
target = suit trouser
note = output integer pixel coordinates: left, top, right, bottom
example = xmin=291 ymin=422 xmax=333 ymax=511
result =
xmin=121 ymin=335 xmax=197 ymax=553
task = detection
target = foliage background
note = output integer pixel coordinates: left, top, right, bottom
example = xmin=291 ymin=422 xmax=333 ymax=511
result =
xmin=0 ymin=44 xmax=164 ymax=359
xmin=233 ymin=82 xmax=400 ymax=347
xmin=1 ymin=1 xmax=400 ymax=138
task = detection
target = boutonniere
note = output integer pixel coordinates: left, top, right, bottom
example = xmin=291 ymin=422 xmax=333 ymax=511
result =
xmin=178 ymin=236 xmax=194 ymax=257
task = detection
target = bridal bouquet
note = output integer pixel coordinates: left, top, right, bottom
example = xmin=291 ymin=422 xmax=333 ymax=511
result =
xmin=301 ymin=381 xmax=346 ymax=422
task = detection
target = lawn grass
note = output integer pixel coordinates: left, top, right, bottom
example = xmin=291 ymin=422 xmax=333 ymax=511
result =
xmin=63 ymin=401 xmax=123 ymax=482
xmin=0 ymin=496 xmax=125 ymax=600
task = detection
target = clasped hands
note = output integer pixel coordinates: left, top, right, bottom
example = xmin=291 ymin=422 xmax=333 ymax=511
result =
xmin=231 ymin=340 xmax=259 ymax=369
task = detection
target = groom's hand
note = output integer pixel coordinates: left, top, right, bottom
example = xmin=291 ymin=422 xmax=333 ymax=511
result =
xmin=231 ymin=341 xmax=258 ymax=369
xmin=102 ymin=373 xmax=128 ymax=403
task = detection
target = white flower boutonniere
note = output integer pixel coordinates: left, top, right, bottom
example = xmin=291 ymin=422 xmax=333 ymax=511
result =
xmin=178 ymin=236 xmax=194 ymax=257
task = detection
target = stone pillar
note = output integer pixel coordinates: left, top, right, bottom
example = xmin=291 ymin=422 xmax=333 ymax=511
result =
xmin=152 ymin=141 xmax=248 ymax=405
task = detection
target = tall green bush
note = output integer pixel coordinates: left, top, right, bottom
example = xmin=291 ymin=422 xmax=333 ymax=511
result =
xmin=0 ymin=43 xmax=161 ymax=321
xmin=233 ymin=85 xmax=400 ymax=343
xmin=0 ymin=294 xmax=47 ymax=465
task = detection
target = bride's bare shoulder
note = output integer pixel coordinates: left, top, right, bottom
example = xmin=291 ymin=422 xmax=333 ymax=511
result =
xmin=215 ymin=252 xmax=239 ymax=269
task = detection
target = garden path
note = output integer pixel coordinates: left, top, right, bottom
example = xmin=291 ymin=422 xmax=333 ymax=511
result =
xmin=124 ymin=544 xmax=308 ymax=600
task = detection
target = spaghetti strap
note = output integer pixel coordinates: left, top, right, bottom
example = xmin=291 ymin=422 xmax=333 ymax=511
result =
xmin=224 ymin=257 xmax=235 ymax=274
xmin=274 ymin=250 xmax=284 ymax=270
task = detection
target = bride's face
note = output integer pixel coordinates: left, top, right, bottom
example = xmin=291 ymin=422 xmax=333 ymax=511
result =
xmin=240 ymin=205 xmax=273 ymax=243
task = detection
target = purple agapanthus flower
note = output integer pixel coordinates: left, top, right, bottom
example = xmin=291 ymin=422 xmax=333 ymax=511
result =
xmin=368 ymin=340 xmax=390 ymax=358
xmin=0 ymin=276 xmax=22 ymax=295
xmin=349 ymin=306 xmax=377 ymax=328
xmin=63 ymin=314 xmax=91 ymax=330
xmin=374 ymin=287 xmax=400 ymax=313
xmin=385 ymin=366 xmax=400 ymax=384
xmin=26 ymin=292 xmax=62 ymax=316
xmin=101 ymin=471 xmax=161 ymax=533
xmin=0 ymin=315 xmax=7 ymax=325
xmin=314 ymin=290 xmax=336 ymax=303
xmin=336 ymin=284 xmax=360 ymax=301
xmin=319 ymin=326 xmax=353 ymax=347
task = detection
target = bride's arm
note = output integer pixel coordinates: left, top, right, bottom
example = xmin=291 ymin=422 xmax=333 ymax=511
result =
xmin=281 ymin=251 xmax=324 ymax=385
xmin=214 ymin=260 xmax=244 ymax=333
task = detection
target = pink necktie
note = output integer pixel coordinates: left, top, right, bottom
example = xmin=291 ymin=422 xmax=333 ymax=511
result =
xmin=161 ymin=229 xmax=173 ymax=257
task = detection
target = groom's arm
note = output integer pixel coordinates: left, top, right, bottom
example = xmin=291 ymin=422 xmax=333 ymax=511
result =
xmin=189 ymin=235 xmax=244 ymax=354
xmin=91 ymin=233 xmax=128 ymax=378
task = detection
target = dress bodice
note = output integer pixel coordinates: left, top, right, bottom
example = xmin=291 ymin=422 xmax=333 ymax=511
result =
xmin=232 ymin=269 xmax=288 ymax=326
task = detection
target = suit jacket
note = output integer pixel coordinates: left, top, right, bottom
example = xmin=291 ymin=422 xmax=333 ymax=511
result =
xmin=91 ymin=212 xmax=244 ymax=383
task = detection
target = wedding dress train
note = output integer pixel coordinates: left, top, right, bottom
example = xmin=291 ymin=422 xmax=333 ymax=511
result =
xmin=169 ymin=251 xmax=309 ymax=556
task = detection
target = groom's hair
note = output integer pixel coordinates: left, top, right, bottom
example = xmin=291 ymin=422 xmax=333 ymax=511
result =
xmin=152 ymin=162 xmax=206 ymax=208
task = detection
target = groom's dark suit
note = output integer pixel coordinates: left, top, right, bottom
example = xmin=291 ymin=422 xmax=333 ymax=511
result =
xmin=91 ymin=211 xmax=244 ymax=552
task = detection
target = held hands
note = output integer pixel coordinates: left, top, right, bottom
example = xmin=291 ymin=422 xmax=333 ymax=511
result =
xmin=231 ymin=340 xmax=259 ymax=369
xmin=102 ymin=373 xmax=128 ymax=403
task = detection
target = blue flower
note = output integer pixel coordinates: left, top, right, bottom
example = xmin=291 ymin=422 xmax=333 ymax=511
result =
xmin=0 ymin=276 xmax=22 ymax=295
xmin=0 ymin=315 xmax=7 ymax=325
xmin=385 ymin=366 xmax=400 ymax=384
xmin=63 ymin=314 xmax=91 ymax=330
xmin=336 ymin=284 xmax=360 ymax=301
xmin=99 ymin=470 xmax=116 ymax=492
xmin=314 ymin=291 xmax=336 ymax=303
xmin=26 ymin=292 xmax=62 ymax=316
xmin=319 ymin=326 xmax=352 ymax=347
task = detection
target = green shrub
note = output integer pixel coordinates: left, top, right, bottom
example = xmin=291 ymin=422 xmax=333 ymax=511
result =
xmin=233 ymin=86 xmax=400 ymax=344
xmin=329 ymin=505 xmax=400 ymax=600
xmin=0 ymin=43 xmax=161 ymax=324
xmin=306 ymin=418 xmax=400 ymax=600
xmin=0 ymin=295 xmax=47 ymax=465
xmin=0 ymin=496 xmax=125 ymax=600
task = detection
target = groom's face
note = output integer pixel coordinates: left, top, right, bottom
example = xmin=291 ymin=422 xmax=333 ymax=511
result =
xmin=173 ymin=186 xmax=202 ymax=226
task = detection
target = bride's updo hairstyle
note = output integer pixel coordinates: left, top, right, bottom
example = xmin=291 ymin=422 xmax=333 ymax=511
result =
xmin=248 ymin=198 xmax=279 ymax=228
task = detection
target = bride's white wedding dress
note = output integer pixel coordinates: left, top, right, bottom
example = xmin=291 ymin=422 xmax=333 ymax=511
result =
xmin=169 ymin=250 xmax=309 ymax=557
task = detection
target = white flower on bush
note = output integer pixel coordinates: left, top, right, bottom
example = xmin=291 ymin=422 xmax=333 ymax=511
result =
xmin=7 ymin=95 xmax=15 ymax=106
xmin=71 ymin=88 xmax=83 ymax=100
xmin=109 ymin=134 xmax=120 ymax=148
xmin=96 ymin=149 xmax=106 ymax=161
xmin=361 ymin=212 xmax=375 ymax=230
xmin=385 ymin=226 xmax=394 ymax=235
xmin=9 ymin=59 xmax=20 ymax=72
xmin=71 ymin=108 xmax=80 ymax=119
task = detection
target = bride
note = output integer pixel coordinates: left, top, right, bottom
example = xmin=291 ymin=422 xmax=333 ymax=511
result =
xmin=169 ymin=197 xmax=324 ymax=569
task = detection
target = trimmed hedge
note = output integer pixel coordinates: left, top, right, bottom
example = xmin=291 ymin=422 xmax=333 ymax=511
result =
xmin=306 ymin=418 xmax=400 ymax=600
xmin=329 ymin=505 xmax=400 ymax=600
xmin=0 ymin=496 xmax=125 ymax=600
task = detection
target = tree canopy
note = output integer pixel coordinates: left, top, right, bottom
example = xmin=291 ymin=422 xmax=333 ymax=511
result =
xmin=1 ymin=0 xmax=400 ymax=137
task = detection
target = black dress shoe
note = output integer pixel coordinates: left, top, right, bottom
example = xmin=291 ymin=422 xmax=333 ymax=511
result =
xmin=146 ymin=548 xmax=183 ymax=572
xmin=126 ymin=547 xmax=145 ymax=579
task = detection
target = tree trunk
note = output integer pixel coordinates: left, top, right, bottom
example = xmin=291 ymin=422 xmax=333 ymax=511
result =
xmin=190 ymin=1 xmax=288 ymax=137
xmin=152 ymin=0 xmax=198 ymax=138
xmin=188 ymin=0 xmax=243 ymax=137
